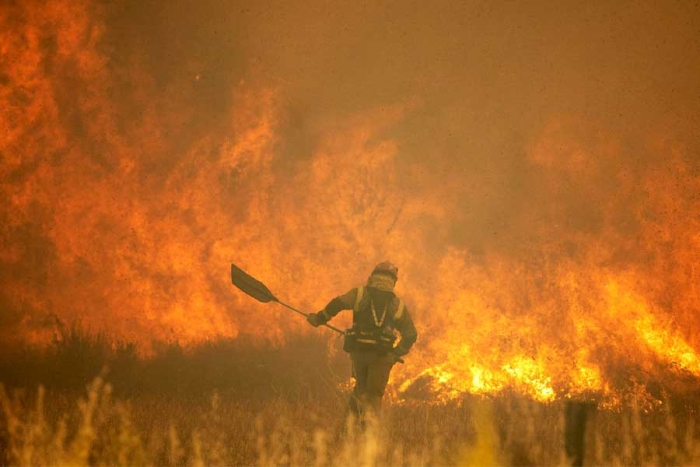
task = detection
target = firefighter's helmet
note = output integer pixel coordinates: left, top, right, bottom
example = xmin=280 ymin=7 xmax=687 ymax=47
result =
xmin=372 ymin=261 xmax=398 ymax=281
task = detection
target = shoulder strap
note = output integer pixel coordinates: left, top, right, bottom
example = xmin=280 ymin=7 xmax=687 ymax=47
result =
xmin=394 ymin=298 xmax=405 ymax=321
xmin=354 ymin=286 xmax=364 ymax=312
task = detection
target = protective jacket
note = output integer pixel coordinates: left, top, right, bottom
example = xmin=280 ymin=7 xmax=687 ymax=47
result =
xmin=316 ymin=283 xmax=417 ymax=356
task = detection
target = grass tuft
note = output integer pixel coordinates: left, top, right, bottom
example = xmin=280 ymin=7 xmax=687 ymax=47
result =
xmin=3 ymin=331 xmax=700 ymax=465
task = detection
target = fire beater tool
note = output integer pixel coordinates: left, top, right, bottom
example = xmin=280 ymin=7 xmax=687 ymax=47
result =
xmin=230 ymin=262 xmax=345 ymax=335
xmin=230 ymin=263 xmax=404 ymax=363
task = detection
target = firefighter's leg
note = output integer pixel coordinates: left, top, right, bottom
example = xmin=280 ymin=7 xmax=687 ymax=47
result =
xmin=348 ymin=352 xmax=370 ymax=425
xmin=363 ymin=353 xmax=395 ymax=420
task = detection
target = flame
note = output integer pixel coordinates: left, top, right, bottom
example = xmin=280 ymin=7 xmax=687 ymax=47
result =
xmin=3 ymin=0 xmax=700 ymax=406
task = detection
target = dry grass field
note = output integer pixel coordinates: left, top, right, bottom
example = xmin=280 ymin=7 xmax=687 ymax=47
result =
xmin=2 ymin=330 xmax=700 ymax=466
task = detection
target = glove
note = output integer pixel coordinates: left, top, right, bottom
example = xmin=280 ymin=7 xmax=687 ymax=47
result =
xmin=388 ymin=351 xmax=405 ymax=364
xmin=306 ymin=313 xmax=322 ymax=327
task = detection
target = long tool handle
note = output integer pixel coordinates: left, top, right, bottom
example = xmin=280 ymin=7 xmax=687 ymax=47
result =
xmin=276 ymin=300 xmax=346 ymax=335
xmin=230 ymin=262 xmax=345 ymax=336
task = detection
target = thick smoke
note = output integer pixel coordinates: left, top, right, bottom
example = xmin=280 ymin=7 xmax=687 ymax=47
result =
xmin=2 ymin=0 xmax=700 ymax=400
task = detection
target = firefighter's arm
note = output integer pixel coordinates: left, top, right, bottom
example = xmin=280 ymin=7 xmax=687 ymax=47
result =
xmin=307 ymin=288 xmax=356 ymax=327
xmin=393 ymin=307 xmax=417 ymax=356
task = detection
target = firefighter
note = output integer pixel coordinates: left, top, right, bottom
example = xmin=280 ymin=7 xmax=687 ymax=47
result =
xmin=306 ymin=261 xmax=417 ymax=424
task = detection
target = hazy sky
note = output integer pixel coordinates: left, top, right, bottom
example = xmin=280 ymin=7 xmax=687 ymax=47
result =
xmin=105 ymin=0 xmax=700 ymax=249
xmin=108 ymin=0 xmax=700 ymax=143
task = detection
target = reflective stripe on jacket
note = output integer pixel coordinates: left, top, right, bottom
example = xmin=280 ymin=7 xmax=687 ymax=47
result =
xmin=319 ymin=286 xmax=417 ymax=356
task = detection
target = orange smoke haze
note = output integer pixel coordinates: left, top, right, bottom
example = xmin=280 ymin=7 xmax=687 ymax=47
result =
xmin=2 ymin=0 xmax=700 ymax=405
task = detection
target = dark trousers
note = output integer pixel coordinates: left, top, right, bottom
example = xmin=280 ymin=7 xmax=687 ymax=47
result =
xmin=348 ymin=350 xmax=395 ymax=421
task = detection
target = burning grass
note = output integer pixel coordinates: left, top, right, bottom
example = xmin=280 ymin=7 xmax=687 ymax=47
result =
xmin=2 ymin=331 xmax=700 ymax=466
